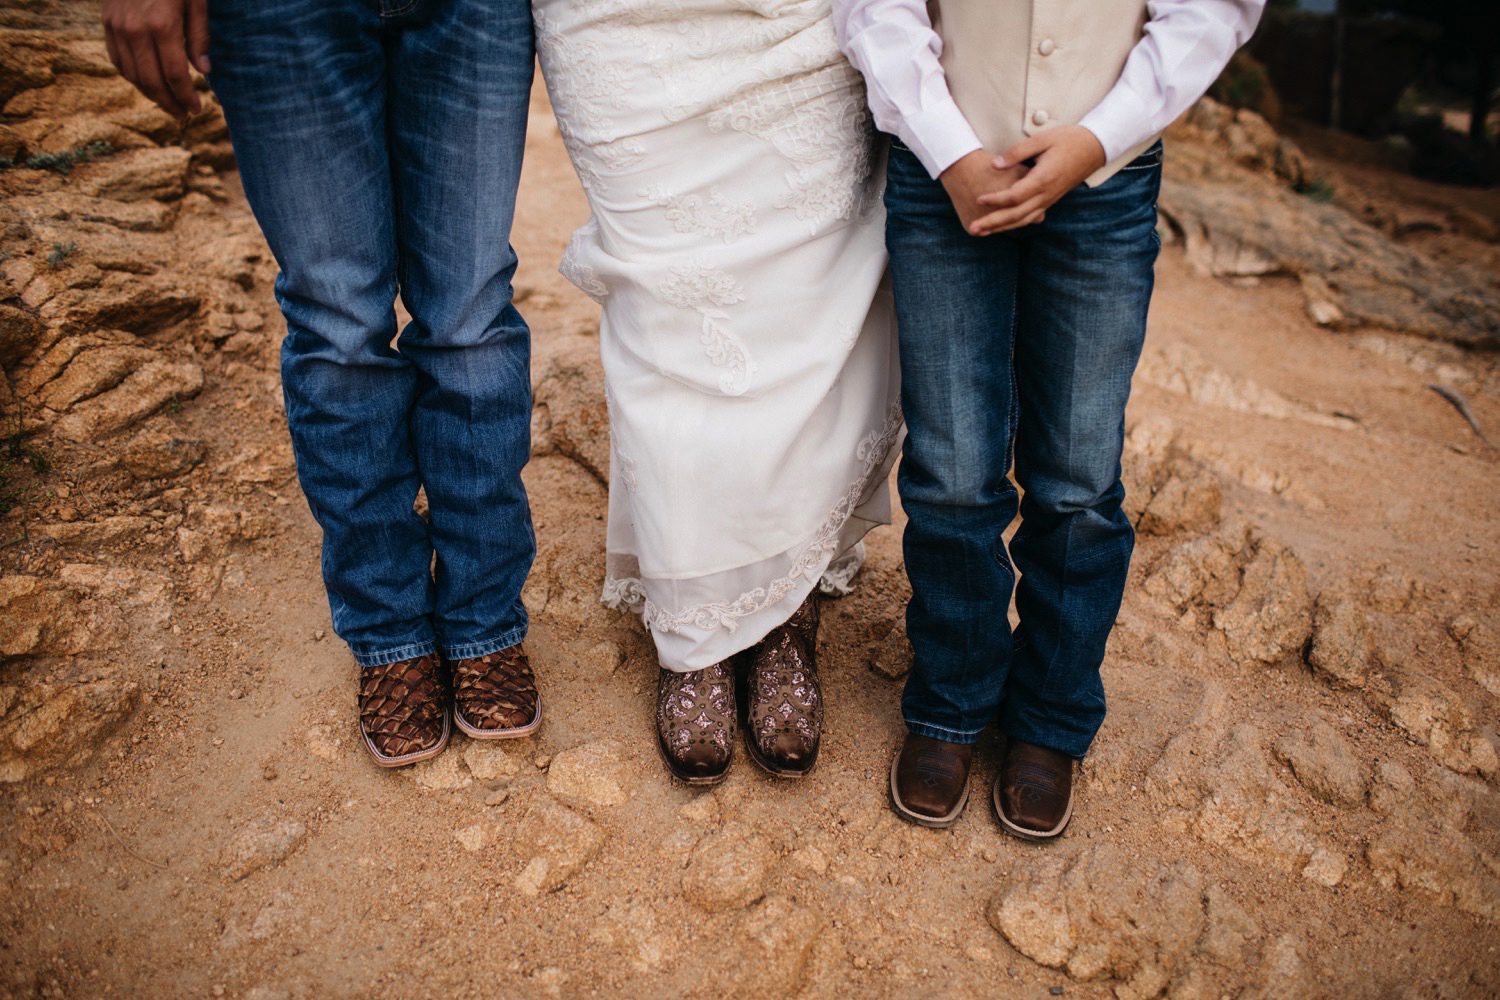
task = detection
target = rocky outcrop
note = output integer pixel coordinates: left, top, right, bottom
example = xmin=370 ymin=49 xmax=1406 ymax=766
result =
xmin=986 ymin=844 xmax=1308 ymax=998
xmin=0 ymin=27 xmax=276 ymax=783
xmin=1161 ymin=98 xmax=1500 ymax=347
xmin=1144 ymin=523 xmax=1313 ymax=669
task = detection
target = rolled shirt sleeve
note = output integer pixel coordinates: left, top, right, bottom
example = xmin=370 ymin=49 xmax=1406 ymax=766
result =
xmin=832 ymin=0 xmax=982 ymax=178
xmin=1079 ymin=0 xmax=1267 ymax=163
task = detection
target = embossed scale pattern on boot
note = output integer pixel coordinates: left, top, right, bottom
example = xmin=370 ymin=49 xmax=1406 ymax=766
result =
xmin=748 ymin=598 xmax=822 ymax=766
xmin=358 ymin=655 xmax=449 ymax=757
xmin=452 ymin=646 xmax=538 ymax=730
xmin=656 ymin=661 xmax=735 ymax=772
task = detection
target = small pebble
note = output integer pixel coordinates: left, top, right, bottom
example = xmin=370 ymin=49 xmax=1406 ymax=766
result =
xmin=534 ymin=754 xmax=552 ymax=769
xmin=262 ymin=765 xmax=278 ymax=781
xmin=852 ymin=956 xmax=868 ymax=970
xmin=1050 ymin=987 xmax=1065 ymax=996
xmin=485 ymin=788 xmax=510 ymax=807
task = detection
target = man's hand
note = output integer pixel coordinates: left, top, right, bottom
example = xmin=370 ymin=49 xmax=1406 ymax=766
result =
xmin=102 ymin=0 xmax=210 ymax=120
xmin=970 ymin=126 xmax=1108 ymax=235
xmin=939 ymin=149 xmax=1028 ymax=235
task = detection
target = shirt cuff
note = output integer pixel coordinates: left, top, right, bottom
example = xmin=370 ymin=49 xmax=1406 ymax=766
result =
xmin=898 ymin=95 xmax=984 ymax=178
xmin=1077 ymin=83 xmax=1155 ymax=166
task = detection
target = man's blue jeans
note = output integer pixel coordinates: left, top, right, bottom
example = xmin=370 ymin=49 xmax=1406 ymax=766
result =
xmin=884 ymin=140 xmax=1163 ymax=759
xmin=209 ymin=0 xmax=536 ymax=667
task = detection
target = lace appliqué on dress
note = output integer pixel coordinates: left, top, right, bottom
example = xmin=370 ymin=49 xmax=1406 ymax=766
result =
xmin=641 ymin=185 xmax=758 ymax=243
xmin=657 ymin=260 xmax=757 ymax=396
xmin=602 ymin=402 xmax=902 ymax=632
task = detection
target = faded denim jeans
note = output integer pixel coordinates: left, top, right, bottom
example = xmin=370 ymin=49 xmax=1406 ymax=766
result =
xmin=884 ymin=139 xmax=1163 ymax=758
xmin=209 ymin=0 xmax=536 ymax=666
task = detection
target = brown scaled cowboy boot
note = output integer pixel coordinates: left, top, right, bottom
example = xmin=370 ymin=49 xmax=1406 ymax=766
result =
xmin=451 ymin=645 xmax=542 ymax=739
xmin=358 ymin=654 xmax=451 ymax=767
xmin=656 ymin=660 xmax=736 ymax=785
xmin=744 ymin=597 xmax=823 ymax=777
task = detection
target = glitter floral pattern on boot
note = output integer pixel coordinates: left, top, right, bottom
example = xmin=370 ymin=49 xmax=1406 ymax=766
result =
xmin=655 ymin=660 xmax=735 ymax=785
xmin=745 ymin=597 xmax=821 ymax=777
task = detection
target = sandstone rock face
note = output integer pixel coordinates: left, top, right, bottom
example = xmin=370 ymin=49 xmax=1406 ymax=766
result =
xmin=545 ymin=739 xmax=636 ymax=808
xmin=1144 ymin=524 xmax=1312 ymax=668
xmin=1163 ymin=99 xmax=1500 ymax=349
xmin=463 ymin=741 xmax=522 ymax=783
xmin=1272 ymin=719 xmax=1366 ymax=806
xmin=986 ymin=845 xmax=1297 ymax=999
xmin=1305 ymin=569 xmax=1497 ymax=777
xmin=1384 ymin=670 xmax=1497 ymax=778
xmin=531 ymin=341 xmax=610 ymax=485
xmin=0 ymin=671 xmax=137 ymax=782
xmin=1365 ymin=767 xmax=1500 ymax=922
xmin=0 ymin=26 xmax=277 ymax=783
xmin=730 ymin=896 xmax=824 ymax=994
xmin=867 ymin=617 xmax=912 ymax=680
xmin=682 ymin=824 xmax=773 ymax=913
xmin=513 ymin=797 xmax=605 ymax=896
xmin=1144 ymin=685 xmax=1341 ymax=883
xmin=1306 ymin=585 xmax=1378 ymax=689
xmin=221 ymin=818 xmax=308 ymax=882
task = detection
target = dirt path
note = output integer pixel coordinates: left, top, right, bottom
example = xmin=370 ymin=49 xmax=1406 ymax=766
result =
xmin=2 ymin=12 xmax=1499 ymax=999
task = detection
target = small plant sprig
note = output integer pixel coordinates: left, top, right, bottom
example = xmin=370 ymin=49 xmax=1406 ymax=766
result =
xmin=1297 ymin=178 xmax=1336 ymax=203
xmin=0 ymin=424 xmax=48 ymax=518
xmin=47 ymin=241 xmax=77 ymax=268
xmin=0 ymin=139 xmax=114 ymax=176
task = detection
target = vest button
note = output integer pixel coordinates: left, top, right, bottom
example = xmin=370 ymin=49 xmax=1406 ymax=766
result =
xmin=1038 ymin=38 xmax=1056 ymax=56
xmin=1031 ymin=109 xmax=1050 ymax=126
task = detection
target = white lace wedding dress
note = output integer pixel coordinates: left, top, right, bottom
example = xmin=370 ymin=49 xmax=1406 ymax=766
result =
xmin=535 ymin=0 xmax=902 ymax=671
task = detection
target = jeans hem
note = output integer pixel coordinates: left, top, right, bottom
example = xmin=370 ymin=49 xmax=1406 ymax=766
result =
xmin=998 ymin=717 xmax=1092 ymax=761
xmin=442 ymin=622 xmax=528 ymax=662
xmin=353 ymin=638 xmax=438 ymax=669
xmin=905 ymin=719 xmax=986 ymax=746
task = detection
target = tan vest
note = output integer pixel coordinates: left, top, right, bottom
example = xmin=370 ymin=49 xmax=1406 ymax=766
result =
xmin=930 ymin=0 xmax=1155 ymax=186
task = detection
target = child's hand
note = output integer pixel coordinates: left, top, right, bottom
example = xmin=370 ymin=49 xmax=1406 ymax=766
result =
xmin=939 ymin=150 xmax=1029 ymax=235
xmin=970 ymin=126 xmax=1108 ymax=235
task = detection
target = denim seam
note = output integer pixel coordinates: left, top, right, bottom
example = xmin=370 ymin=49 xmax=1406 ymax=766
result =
xmin=442 ymin=621 xmax=528 ymax=662
xmin=379 ymin=0 xmax=419 ymax=18
xmin=355 ymin=638 xmax=437 ymax=669
xmin=905 ymin=719 xmax=987 ymax=742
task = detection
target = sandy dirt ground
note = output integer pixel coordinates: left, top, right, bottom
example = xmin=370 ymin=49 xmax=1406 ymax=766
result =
xmin=1 ymin=6 xmax=1499 ymax=998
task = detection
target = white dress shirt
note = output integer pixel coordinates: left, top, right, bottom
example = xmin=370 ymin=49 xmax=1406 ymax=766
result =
xmin=832 ymin=0 xmax=1266 ymax=178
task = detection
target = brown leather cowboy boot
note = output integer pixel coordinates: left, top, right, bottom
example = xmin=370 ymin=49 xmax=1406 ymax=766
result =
xmin=993 ymin=739 xmax=1075 ymax=840
xmin=358 ymin=654 xmax=451 ymax=767
xmin=744 ymin=597 xmax=822 ymax=777
xmin=656 ymin=661 xmax=736 ymax=784
xmin=889 ymin=731 xmax=974 ymax=828
xmin=451 ymin=645 xmax=542 ymax=739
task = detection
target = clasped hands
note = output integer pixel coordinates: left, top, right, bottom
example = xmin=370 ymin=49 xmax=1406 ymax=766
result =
xmin=939 ymin=125 xmax=1107 ymax=236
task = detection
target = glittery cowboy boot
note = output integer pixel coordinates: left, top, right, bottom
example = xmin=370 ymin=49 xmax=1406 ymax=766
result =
xmin=744 ymin=597 xmax=822 ymax=777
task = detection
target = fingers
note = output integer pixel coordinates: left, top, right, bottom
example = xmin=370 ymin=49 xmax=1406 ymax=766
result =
xmin=126 ymin=32 xmax=185 ymax=117
xmin=104 ymin=28 xmax=124 ymax=76
xmin=104 ymin=3 xmax=202 ymax=119
xmin=187 ymin=0 xmax=211 ymax=74
xmin=993 ymin=133 xmax=1053 ymax=170
xmin=157 ymin=31 xmax=202 ymax=115
xmin=976 ymin=172 xmax=1044 ymax=208
xmin=969 ymin=194 xmax=1050 ymax=236
xmin=988 ymin=208 xmax=1047 ymax=234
